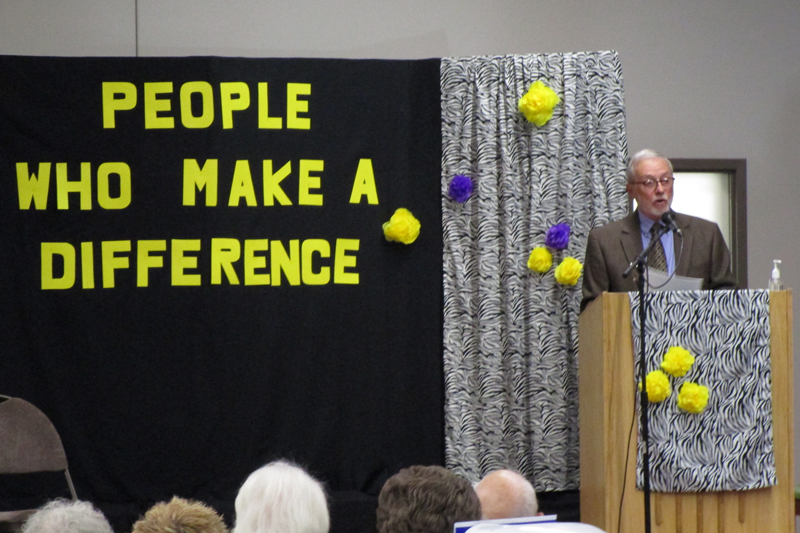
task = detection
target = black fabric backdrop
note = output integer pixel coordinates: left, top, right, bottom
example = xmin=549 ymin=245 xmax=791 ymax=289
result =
xmin=0 ymin=56 xmax=444 ymax=531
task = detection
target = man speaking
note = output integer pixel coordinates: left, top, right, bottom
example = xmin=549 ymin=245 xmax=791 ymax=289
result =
xmin=581 ymin=149 xmax=737 ymax=312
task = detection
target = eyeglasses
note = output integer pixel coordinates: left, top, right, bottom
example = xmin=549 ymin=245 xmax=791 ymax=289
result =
xmin=633 ymin=177 xmax=674 ymax=191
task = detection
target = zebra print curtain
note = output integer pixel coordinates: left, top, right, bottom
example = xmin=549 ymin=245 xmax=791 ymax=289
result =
xmin=441 ymin=52 xmax=629 ymax=490
xmin=630 ymin=290 xmax=775 ymax=492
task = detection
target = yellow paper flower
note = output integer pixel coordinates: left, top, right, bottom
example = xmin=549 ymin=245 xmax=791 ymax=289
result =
xmin=382 ymin=208 xmax=421 ymax=244
xmin=638 ymin=370 xmax=671 ymax=403
xmin=661 ymin=346 xmax=695 ymax=377
xmin=554 ymin=257 xmax=583 ymax=286
xmin=677 ymin=382 xmax=709 ymax=413
xmin=518 ymin=81 xmax=560 ymax=126
xmin=527 ymin=247 xmax=553 ymax=273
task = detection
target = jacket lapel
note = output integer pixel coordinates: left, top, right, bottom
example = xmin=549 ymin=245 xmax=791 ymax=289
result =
xmin=673 ymin=212 xmax=693 ymax=277
xmin=619 ymin=211 xmax=642 ymax=266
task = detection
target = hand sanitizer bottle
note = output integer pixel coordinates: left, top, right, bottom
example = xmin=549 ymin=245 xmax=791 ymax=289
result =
xmin=769 ymin=260 xmax=783 ymax=291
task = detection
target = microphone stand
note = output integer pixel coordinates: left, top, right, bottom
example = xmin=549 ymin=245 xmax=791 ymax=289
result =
xmin=623 ymin=222 xmax=671 ymax=533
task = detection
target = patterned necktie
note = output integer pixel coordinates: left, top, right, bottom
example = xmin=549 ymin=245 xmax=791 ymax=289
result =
xmin=648 ymin=224 xmax=668 ymax=272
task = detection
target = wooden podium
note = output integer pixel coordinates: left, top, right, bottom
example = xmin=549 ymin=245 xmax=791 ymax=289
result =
xmin=578 ymin=291 xmax=794 ymax=533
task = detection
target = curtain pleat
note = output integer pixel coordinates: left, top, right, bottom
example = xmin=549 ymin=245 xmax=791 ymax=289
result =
xmin=441 ymin=52 xmax=628 ymax=490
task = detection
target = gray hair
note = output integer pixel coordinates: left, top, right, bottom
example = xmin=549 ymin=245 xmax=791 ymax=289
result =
xmin=626 ymin=149 xmax=673 ymax=183
xmin=20 ymin=499 xmax=113 ymax=533
xmin=233 ymin=460 xmax=329 ymax=533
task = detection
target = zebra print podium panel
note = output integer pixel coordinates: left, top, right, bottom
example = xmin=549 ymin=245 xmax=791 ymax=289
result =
xmin=630 ymin=289 xmax=776 ymax=492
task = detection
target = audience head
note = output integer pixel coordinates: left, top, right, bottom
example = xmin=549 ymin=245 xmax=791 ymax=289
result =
xmin=376 ymin=465 xmax=481 ymax=533
xmin=474 ymin=469 xmax=539 ymax=519
xmin=132 ymin=496 xmax=228 ymax=533
xmin=20 ymin=499 xmax=113 ymax=533
xmin=233 ymin=460 xmax=329 ymax=533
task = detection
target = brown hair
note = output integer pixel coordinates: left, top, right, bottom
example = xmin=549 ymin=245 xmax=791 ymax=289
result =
xmin=376 ymin=465 xmax=481 ymax=533
xmin=132 ymin=497 xmax=228 ymax=533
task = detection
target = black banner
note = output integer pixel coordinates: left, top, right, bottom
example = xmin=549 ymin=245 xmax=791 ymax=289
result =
xmin=0 ymin=55 xmax=443 ymax=527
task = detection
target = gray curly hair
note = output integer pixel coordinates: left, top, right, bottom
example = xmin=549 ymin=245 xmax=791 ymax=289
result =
xmin=21 ymin=499 xmax=113 ymax=533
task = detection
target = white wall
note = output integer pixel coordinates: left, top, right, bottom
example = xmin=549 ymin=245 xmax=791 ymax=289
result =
xmin=3 ymin=0 xmax=799 ymax=486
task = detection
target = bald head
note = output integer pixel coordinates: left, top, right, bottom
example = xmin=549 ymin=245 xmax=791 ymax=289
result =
xmin=474 ymin=470 xmax=538 ymax=520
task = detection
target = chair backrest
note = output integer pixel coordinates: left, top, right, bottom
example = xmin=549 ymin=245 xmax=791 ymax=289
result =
xmin=0 ymin=397 xmax=68 ymax=474
xmin=0 ymin=396 xmax=77 ymax=499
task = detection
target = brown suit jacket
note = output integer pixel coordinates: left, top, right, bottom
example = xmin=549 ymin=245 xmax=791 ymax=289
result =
xmin=580 ymin=210 xmax=737 ymax=312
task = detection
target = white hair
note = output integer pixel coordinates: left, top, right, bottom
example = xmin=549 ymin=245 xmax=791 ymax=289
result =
xmin=626 ymin=148 xmax=673 ymax=183
xmin=233 ymin=460 xmax=329 ymax=533
xmin=20 ymin=499 xmax=113 ymax=533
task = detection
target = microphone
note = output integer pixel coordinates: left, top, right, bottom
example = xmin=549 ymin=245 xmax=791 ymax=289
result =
xmin=661 ymin=212 xmax=682 ymax=237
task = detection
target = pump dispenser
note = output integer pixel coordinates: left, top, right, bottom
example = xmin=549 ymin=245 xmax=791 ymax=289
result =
xmin=769 ymin=260 xmax=783 ymax=291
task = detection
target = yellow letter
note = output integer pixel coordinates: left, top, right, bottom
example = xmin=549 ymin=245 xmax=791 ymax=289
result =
xmin=41 ymin=242 xmax=76 ymax=290
xmin=137 ymin=240 xmax=167 ymax=287
xmin=81 ymin=242 xmax=95 ymax=289
xmin=211 ymin=238 xmax=241 ymax=285
xmin=228 ymin=160 xmax=257 ymax=207
xmin=286 ymin=83 xmax=311 ymax=129
xmin=144 ymin=82 xmax=175 ymax=129
xmin=180 ymin=81 xmax=214 ymax=128
xmin=102 ymin=82 xmax=137 ymax=129
xmin=298 ymin=159 xmax=323 ymax=206
xmin=349 ymin=159 xmax=379 ymax=204
xmin=101 ymin=240 xmax=131 ymax=289
xmin=220 ymin=82 xmax=250 ymax=129
xmin=263 ymin=160 xmax=292 ymax=206
xmin=57 ymin=162 xmax=92 ymax=210
xmin=258 ymin=83 xmax=282 ymax=129
xmin=270 ymin=240 xmax=300 ymax=286
xmin=17 ymin=162 xmax=51 ymax=210
xmin=334 ymin=239 xmax=359 ymax=284
xmin=244 ymin=239 xmax=270 ymax=285
xmin=97 ymin=162 xmax=132 ymax=210
xmin=171 ymin=239 xmax=202 ymax=286
xmin=183 ymin=159 xmax=218 ymax=206
xmin=301 ymin=239 xmax=330 ymax=285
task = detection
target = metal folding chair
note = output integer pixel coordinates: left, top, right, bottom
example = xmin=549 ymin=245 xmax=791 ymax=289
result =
xmin=0 ymin=395 xmax=77 ymax=532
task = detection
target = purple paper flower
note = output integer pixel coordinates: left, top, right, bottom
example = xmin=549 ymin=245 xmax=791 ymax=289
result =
xmin=545 ymin=223 xmax=571 ymax=250
xmin=448 ymin=174 xmax=474 ymax=203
